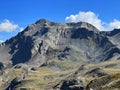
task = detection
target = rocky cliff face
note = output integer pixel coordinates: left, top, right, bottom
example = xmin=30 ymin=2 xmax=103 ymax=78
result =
xmin=0 ymin=19 xmax=120 ymax=66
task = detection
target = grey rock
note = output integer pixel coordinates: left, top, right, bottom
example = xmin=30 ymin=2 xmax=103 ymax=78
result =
xmin=0 ymin=19 xmax=119 ymax=67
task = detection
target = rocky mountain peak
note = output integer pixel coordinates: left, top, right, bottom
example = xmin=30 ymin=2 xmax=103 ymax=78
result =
xmin=35 ymin=18 xmax=49 ymax=24
xmin=0 ymin=19 xmax=120 ymax=66
xmin=32 ymin=19 xmax=99 ymax=33
xmin=34 ymin=18 xmax=57 ymax=27
xmin=0 ymin=19 xmax=119 ymax=90
xmin=67 ymin=22 xmax=99 ymax=33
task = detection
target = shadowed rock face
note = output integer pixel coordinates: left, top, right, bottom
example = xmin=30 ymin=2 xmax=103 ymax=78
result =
xmin=0 ymin=19 xmax=120 ymax=66
xmin=101 ymin=29 xmax=120 ymax=48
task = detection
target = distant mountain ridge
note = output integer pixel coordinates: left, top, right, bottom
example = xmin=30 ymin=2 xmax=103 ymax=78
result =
xmin=0 ymin=19 xmax=120 ymax=66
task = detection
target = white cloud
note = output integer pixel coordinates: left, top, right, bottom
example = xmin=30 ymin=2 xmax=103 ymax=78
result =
xmin=65 ymin=11 xmax=120 ymax=31
xmin=109 ymin=19 xmax=120 ymax=30
xmin=0 ymin=19 xmax=18 ymax=32
xmin=0 ymin=40 xmax=4 ymax=43
xmin=0 ymin=19 xmax=24 ymax=32
xmin=0 ymin=19 xmax=24 ymax=42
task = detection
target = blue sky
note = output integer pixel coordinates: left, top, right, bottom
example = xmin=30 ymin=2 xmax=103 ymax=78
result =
xmin=0 ymin=0 xmax=120 ymax=41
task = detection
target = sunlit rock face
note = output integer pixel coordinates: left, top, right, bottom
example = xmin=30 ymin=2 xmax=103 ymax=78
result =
xmin=0 ymin=19 xmax=119 ymax=66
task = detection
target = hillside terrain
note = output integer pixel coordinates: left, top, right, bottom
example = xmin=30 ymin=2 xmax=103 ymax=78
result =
xmin=0 ymin=19 xmax=120 ymax=90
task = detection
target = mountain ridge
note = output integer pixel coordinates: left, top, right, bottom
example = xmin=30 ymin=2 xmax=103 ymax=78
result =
xmin=0 ymin=19 xmax=120 ymax=90
xmin=0 ymin=19 xmax=120 ymax=66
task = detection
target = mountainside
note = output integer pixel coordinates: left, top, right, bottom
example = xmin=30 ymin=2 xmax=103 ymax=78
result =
xmin=101 ymin=29 xmax=120 ymax=48
xmin=0 ymin=19 xmax=119 ymax=66
xmin=0 ymin=19 xmax=120 ymax=90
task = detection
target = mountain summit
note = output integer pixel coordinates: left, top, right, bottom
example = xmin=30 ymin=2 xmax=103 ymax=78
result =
xmin=0 ymin=19 xmax=120 ymax=66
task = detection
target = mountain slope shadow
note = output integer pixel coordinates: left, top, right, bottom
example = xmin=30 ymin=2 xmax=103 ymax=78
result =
xmin=7 ymin=34 xmax=33 ymax=65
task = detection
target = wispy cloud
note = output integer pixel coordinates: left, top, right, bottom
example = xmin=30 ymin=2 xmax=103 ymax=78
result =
xmin=0 ymin=19 xmax=24 ymax=42
xmin=0 ymin=19 xmax=23 ymax=32
xmin=109 ymin=19 xmax=120 ymax=30
xmin=65 ymin=11 xmax=120 ymax=31
xmin=0 ymin=19 xmax=18 ymax=32
xmin=0 ymin=40 xmax=4 ymax=43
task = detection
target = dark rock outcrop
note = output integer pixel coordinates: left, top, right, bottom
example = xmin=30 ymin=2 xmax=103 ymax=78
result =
xmin=60 ymin=79 xmax=84 ymax=90
xmin=5 ymin=78 xmax=21 ymax=90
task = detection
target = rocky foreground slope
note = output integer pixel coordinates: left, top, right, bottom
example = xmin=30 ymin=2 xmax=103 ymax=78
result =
xmin=0 ymin=19 xmax=120 ymax=90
